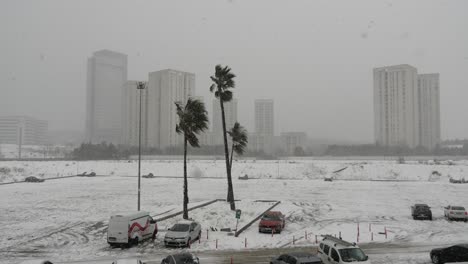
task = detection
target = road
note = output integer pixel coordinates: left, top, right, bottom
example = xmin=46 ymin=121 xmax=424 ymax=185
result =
xmin=57 ymin=242 xmax=445 ymax=264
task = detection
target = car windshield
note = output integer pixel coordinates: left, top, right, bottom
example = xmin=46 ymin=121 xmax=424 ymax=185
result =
xmin=338 ymin=248 xmax=367 ymax=262
xmin=262 ymin=214 xmax=281 ymax=221
xmin=452 ymin=206 xmax=465 ymax=210
xmin=171 ymin=224 xmax=189 ymax=232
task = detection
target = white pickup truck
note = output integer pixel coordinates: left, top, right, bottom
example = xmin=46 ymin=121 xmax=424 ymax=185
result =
xmin=444 ymin=205 xmax=467 ymax=221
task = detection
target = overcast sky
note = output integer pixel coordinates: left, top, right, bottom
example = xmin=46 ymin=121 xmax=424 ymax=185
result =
xmin=1 ymin=0 xmax=467 ymax=142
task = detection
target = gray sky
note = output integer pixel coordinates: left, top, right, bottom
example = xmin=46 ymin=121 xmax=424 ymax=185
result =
xmin=1 ymin=0 xmax=467 ymax=142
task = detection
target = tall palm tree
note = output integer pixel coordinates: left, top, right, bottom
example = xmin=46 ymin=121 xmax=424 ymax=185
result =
xmin=227 ymin=122 xmax=248 ymax=168
xmin=175 ymin=98 xmax=209 ymax=219
xmin=210 ymin=65 xmax=237 ymax=210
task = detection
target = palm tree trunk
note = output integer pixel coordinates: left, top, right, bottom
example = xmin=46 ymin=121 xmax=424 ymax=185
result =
xmin=183 ymin=136 xmax=189 ymax=219
xmin=229 ymin=143 xmax=234 ymax=171
xmin=219 ymin=93 xmax=236 ymax=210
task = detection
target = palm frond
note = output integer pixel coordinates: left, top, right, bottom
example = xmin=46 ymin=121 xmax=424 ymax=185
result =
xmin=174 ymin=98 xmax=209 ymax=148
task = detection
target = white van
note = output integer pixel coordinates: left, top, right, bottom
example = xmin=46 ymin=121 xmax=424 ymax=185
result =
xmin=107 ymin=211 xmax=157 ymax=247
xmin=318 ymin=235 xmax=371 ymax=264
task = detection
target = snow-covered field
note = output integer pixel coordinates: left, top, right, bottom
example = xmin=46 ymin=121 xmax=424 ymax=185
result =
xmin=1 ymin=159 xmax=468 ymax=264
xmin=1 ymin=158 xmax=467 ymax=183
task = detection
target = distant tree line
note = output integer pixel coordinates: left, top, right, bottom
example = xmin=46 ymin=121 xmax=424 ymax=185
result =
xmin=71 ymin=142 xmax=125 ymax=160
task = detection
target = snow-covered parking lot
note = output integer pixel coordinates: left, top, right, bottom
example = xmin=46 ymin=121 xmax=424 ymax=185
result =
xmin=1 ymin=159 xmax=468 ymax=264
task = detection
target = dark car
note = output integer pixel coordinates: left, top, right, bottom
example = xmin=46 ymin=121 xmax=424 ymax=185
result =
xmin=161 ymin=253 xmax=199 ymax=264
xmin=411 ymin=204 xmax=432 ymax=220
xmin=271 ymin=252 xmax=322 ymax=264
xmin=259 ymin=211 xmax=285 ymax=233
xmin=430 ymin=244 xmax=468 ymax=264
xmin=24 ymin=176 xmax=45 ymax=182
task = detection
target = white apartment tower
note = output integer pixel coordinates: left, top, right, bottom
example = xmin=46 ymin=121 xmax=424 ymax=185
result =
xmin=212 ymin=98 xmax=238 ymax=145
xmin=147 ymin=69 xmax=195 ymax=149
xmin=255 ymin=99 xmax=274 ymax=136
xmin=121 ymin=81 xmax=148 ymax=147
xmin=418 ymin=74 xmax=441 ymax=150
xmin=86 ymin=50 xmax=128 ymax=144
xmin=373 ymin=64 xmax=420 ymax=148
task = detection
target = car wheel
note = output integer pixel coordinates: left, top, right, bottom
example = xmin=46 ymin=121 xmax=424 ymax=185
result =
xmin=431 ymin=254 xmax=440 ymax=264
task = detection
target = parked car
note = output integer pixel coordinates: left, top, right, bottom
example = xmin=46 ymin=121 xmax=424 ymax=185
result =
xmin=270 ymin=252 xmax=322 ymax=264
xmin=411 ymin=204 xmax=432 ymax=220
xmin=430 ymin=244 xmax=468 ymax=263
xmin=112 ymin=259 xmax=144 ymax=264
xmin=24 ymin=176 xmax=45 ymax=182
xmin=444 ymin=205 xmax=467 ymax=221
xmin=107 ymin=211 xmax=157 ymax=247
xmin=161 ymin=253 xmax=199 ymax=264
xmin=319 ymin=235 xmax=370 ymax=264
xmin=164 ymin=220 xmax=201 ymax=247
xmin=259 ymin=211 xmax=285 ymax=233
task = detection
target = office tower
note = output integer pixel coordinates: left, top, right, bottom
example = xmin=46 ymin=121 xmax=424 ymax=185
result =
xmin=86 ymin=50 xmax=128 ymax=144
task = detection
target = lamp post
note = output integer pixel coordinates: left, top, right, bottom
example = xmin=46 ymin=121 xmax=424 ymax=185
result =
xmin=137 ymin=81 xmax=145 ymax=211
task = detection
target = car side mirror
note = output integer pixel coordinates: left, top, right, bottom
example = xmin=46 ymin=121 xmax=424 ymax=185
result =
xmin=150 ymin=220 xmax=156 ymax=224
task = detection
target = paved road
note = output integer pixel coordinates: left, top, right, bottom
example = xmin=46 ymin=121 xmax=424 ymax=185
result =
xmin=56 ymin=242 xmax=445 ymax=264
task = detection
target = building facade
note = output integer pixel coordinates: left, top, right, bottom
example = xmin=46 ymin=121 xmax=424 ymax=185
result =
xmin=86 ymin=50 xmax=128 ymax=144
xmin=373 ymin=64 xmax=420 ymax=148
xmin=147 ymin=69 xmax=195 ymax=149
xmin=418 ymin=74 xmax=441 ymax=150
xmin=0 ymin=116 xmax=48 ymax=145
xmin=212 ymin=98 xmax=238 ymax=145
xmin=121 ymin=81 xmax=148 ymax=147
xmin=255 ymin=99 xmax=274 ymax=136
xmin=281 ymin=132 xmax=307 ymax=155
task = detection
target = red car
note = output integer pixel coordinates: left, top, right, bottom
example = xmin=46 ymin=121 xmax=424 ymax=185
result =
xmin=259 ymin=211 xmax=285 ymax=233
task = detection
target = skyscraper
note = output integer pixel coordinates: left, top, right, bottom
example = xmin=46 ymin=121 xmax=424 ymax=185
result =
xmin=212 ymin=98 xmax=238 ymax=145
xmin=418 ymin=73 xmax=441 ymax=150
xmin=373 ymin=64 xmax=419 ymax=148
xmin=250 ymin=99 xmax=275 ymax=153
xmin=255 ymin=99 xmax=274 ymax=136
xmin=121 ymin=81 xmax=148 ymax=147
xmin=147 ymin=69 xmax=195 ymax=149
xmin=86 ymin=50 xmax=128 ymax=144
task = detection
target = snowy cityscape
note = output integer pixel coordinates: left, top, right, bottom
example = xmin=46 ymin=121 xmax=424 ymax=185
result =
xmin=1 ymin=1 xmax=468 ymax=264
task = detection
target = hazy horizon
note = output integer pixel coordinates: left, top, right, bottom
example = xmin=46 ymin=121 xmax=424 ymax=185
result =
xmin=2 ymin=0 xmax=467 ymax=143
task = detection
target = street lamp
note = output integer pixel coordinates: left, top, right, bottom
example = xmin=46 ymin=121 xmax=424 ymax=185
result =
xmin=137 ymin=81 xmax=146 ymax=211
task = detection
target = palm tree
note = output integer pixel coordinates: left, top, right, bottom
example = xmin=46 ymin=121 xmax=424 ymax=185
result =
xmin=210 ymin=65 xmax=236 ymax=210
xmin=175 ymin=98 xmax=209 ymax=219
xmin=227 ymin=122 xmax=248 ymax=168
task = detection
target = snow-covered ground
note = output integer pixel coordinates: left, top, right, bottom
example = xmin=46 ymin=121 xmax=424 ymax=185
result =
xmin=1 ymin=159 xmax=468 ymax=264
xmin=1 ymin=158 xmax=467 ymax=183
xmin=0 ymin=144 xmax=70 ymax=160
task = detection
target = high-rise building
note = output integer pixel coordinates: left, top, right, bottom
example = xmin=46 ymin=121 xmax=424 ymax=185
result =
xmin=147 ymin=69 xmax=195 ymax=149
xmin=248 ymin=99 xmax=275 ymax=153
xmin=212 ymin=98 xmax=238 ymax=145
xmin=86 ymin=50 xmax=127 ymax=144
xmin=121 ymin=81 xmax=148 ymax=147
xmin=373 ymin=64 xmax=420 ymax=148
xmin=418 ymin=73 xmax=441 ymax=150
xmin=255 ymin=99 xmax=274 ymax=136
xmin=0 ymin=116 xmax=48 ymax=145
xmin=281 ymin=132 xmax=307 ymax=155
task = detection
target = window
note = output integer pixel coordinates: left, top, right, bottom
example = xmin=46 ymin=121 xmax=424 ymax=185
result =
xmin=331 ymin=249 xmax=340 ymax=262
xmin=323 ymin=244 xmax=330 ymax=255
